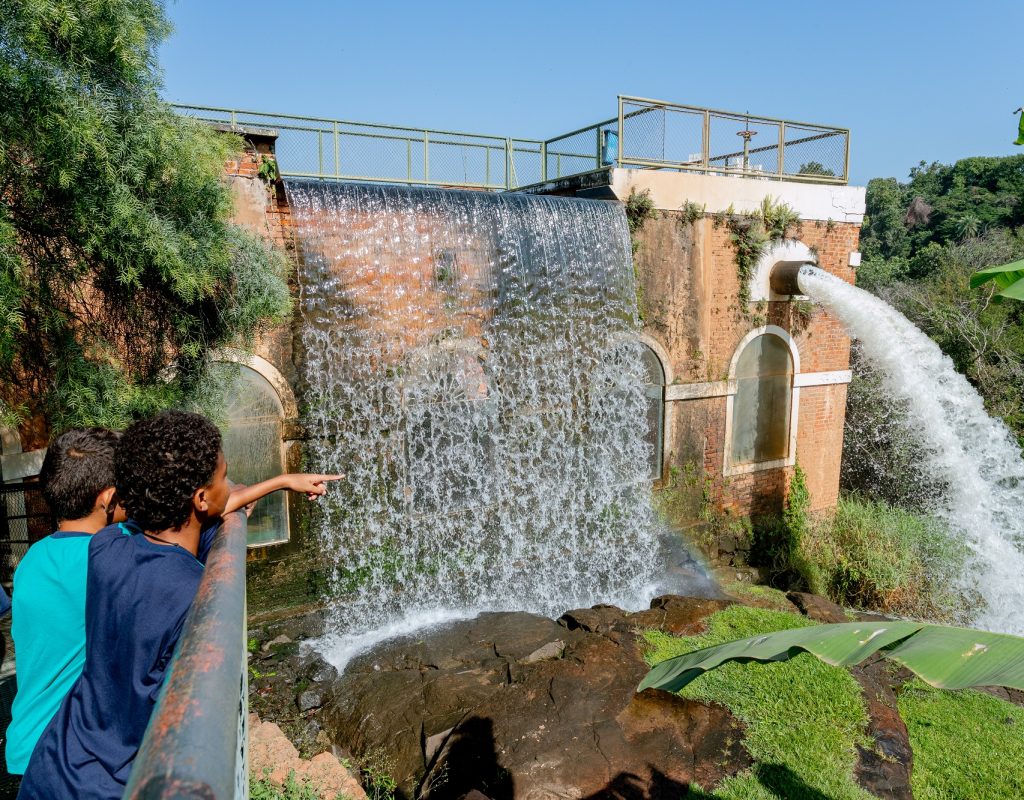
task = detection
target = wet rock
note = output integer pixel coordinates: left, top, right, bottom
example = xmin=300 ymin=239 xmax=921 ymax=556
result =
xmin=298 ymin=687 xmax=326 ymax=712
xmin=786 ymin=591 xmax=849 ymax=623
xmin=312 ymin=663 xmax=338 ymax=684
xmin=322 ymin=598 xmax=748 ymax=798
xmin=851 ymin=659 xmax=913 ymax=800
xmin=263 ymin=634 xmax=293 ymax=652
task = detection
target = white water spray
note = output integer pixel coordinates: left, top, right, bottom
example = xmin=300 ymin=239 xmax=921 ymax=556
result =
xmin=798 ymin=265 xmax=1024 ymax=633
xmin=287 ymin=181 xmax=690 ymax=669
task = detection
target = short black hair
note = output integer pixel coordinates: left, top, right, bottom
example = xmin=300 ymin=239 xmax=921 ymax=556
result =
xmin=40 ymin=428 xmax=122 ymax=522
xmin=115 ymin=410 xmax=222 ymax=531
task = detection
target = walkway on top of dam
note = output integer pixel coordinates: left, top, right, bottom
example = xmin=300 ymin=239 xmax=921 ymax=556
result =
xmin=174 ymin=94 xmax=851 ymax=193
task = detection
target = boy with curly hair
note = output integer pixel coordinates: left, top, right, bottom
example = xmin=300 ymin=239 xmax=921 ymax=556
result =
xmin=17 ymin=412 xmax=339 ymax=799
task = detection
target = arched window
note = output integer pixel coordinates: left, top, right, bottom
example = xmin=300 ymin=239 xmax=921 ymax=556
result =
xmin=220 ymin=365 xmax=289 ymax=547
xmin=729 ymin=333 xmax=794 ymax=469
xmin=640 ymin=344 xmax=665 ymax=480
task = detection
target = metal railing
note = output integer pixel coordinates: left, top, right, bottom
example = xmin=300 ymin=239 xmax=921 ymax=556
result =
xmin=174 ymin=95 xmax=850 ymax=188
xmin=174 ymin=105 xmax=545 ymax=190
xmin=125 ymin=512 xmax=249 ymax=799
xmin=612 ymin=95 xmax=849 ymax=184
xmin=0 ymin=481 xmax=56 ymax=587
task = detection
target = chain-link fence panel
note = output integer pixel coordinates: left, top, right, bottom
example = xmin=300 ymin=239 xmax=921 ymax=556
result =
xmin=707 ymin=113 xmax=781 ymax=176
xmin=620 ymin=100 xmax=704 ymax=166
xmin=781 ymin=122 xmax=848 ymax=181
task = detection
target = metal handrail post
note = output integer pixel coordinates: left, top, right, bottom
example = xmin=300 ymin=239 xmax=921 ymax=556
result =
xmin=333 ymin=122 xmax=340 ymax=177
xmin=702 ymin=111 xmax=710 ymax=168
xmin=617 ymin=96 xmax=624 ymax=167
xmin=423 ymin=132 xmax=429 ymax=183
xmin=540 ymin=141 xmax=547 ymax=182
xmin=125 ymin=512 xmax=249 ymax=799
xmin=778 ymin=122 xmax=785 ymax=177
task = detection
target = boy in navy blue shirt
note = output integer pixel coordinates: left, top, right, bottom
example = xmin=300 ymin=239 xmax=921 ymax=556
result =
xmin=18 ymin=410 xmax=339 ymax=800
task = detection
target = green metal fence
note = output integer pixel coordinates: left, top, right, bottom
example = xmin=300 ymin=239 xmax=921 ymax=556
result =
xmin=173 ymin=105 xmax=544 ymax=190
xmin=174 ymin=96 xmax=850 ymax=189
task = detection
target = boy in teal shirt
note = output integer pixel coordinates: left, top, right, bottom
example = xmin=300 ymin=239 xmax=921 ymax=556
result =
xmin=6 ymin=428 xmax=122 ymax=774
xmin=5 ymin=427 xmax=339 ymax=775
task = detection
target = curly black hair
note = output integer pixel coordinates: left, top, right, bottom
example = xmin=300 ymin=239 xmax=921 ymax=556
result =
xmin=40 ymin=428 xmax=122 ymax=522
xmin=115 ymin=410 xmax=222 ymax=531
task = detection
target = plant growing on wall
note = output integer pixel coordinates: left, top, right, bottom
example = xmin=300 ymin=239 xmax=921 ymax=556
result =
xmin=715 ymin=197 xmax=800 ymax=307
xmin=624 ymin=188 xmax=658 ymax=320
xmin=0 ymin=0 xmax=292 ymax=430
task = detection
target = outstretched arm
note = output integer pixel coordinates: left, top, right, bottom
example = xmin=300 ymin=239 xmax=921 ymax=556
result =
xmin=224 ymin=473 xmax=343 ymax=514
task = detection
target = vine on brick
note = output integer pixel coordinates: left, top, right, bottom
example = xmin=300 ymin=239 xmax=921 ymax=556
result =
xmin=713 ymin=197 xmax=800 ymax=308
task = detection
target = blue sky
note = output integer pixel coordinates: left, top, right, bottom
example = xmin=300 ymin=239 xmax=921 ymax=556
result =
xmin=160 ymin=1 xmax=1023 ymax=186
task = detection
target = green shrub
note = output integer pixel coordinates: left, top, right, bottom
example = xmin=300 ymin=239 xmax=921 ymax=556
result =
xmin=799 ymin=496 xmax=970 ymax=621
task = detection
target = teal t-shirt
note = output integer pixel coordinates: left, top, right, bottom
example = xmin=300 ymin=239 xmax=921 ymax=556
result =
xmin=6 ymin=531 xmax=93 ymax=774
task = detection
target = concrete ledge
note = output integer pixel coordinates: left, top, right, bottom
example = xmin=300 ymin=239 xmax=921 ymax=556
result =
xmin=794 ymin=370 xmax=852 ymax=387
xmin=666 ymin=370 xmax=851 ymax=402
xmin=666 ymin=381 xmax=733 ymax=401
xmin=0 ymin=449 xmax=45 ymax=481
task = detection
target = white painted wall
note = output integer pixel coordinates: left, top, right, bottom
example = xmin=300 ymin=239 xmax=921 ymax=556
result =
xmin=610 ymin=169 xmax=866 ymax=224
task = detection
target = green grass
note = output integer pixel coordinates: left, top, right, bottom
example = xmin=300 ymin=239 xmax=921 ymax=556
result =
xmin=720 ymin=581 xmax=795 ymax=612
xmin=643 ymin=605 xmax=873 ymax=800
xmin=898 ymin=680 xmax=1024 ymax=799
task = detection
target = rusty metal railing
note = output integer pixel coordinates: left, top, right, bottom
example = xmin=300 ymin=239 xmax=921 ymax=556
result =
xmin=124 ymin=512 xmax=249 ymax=799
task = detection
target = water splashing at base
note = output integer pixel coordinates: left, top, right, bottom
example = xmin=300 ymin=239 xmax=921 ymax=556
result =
xmin=287 ymin=181 xmax=686 ymax=669
xmin=798 ymin=265 xmax=1024 ymax=633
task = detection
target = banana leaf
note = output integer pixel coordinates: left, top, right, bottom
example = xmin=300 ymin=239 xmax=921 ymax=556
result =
xmin=971 ymin=259 xmax=1024 ymax=301
xmin=638 ymin=621 xmax=1024 ymax=694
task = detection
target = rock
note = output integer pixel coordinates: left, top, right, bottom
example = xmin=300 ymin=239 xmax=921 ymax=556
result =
xmin=786 ymin=591 xmax=849 ymax=623
xmin=249 ymin=713 xmax=366 ymax=800
xmin=299 ymin=687 xmax=326 ymax=712
xmin=424 ymin=727 xmax=453 ymax=764
xmin=262 ymin=634 xmax=292 ymax=652
xmin=249 ymin=719 xmax=299 ymax=784
xmin=323 ymin=599 xmax=748 ymax=798
xmin=419 ymin=633 xmax=750 ymax=799
xmin=312 ymin=663 xmax=338 ymax=684
xmin=851 ymin=659 xmax=913 ymax=800
xmin=520 ymin=639 xmax=564 ymax=663
xmin=457 ymin=792 xmax=492 ymax=800
xmin=297 ymin=751 xmax=367 ymax=800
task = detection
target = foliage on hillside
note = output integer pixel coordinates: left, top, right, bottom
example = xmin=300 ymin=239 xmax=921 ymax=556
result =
xmin=848 ymin=156 xmax=1024 ymax=456
xmin=0 ymin=0 xmax=292 ymax=430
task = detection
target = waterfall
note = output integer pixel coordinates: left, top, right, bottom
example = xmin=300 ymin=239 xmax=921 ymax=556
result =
xmin=287 ymin=180 xmax=669 ymax=667
xmin=798 ymin=265 xmax=1024 ymax=634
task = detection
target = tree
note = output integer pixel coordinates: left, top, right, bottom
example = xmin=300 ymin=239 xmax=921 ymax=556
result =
xmin=797 ymin=161 xmax=835 ymax=177
xmin=0 ymin=0 xmax=291 ymax=431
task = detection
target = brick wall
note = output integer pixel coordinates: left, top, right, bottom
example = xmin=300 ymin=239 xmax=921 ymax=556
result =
xmin=635 ymin=210 xmax=860 ymax=520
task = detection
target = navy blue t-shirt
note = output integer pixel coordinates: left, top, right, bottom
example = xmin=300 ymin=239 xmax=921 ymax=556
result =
xmin=17 ymin=522 xmax=220 ymax=800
